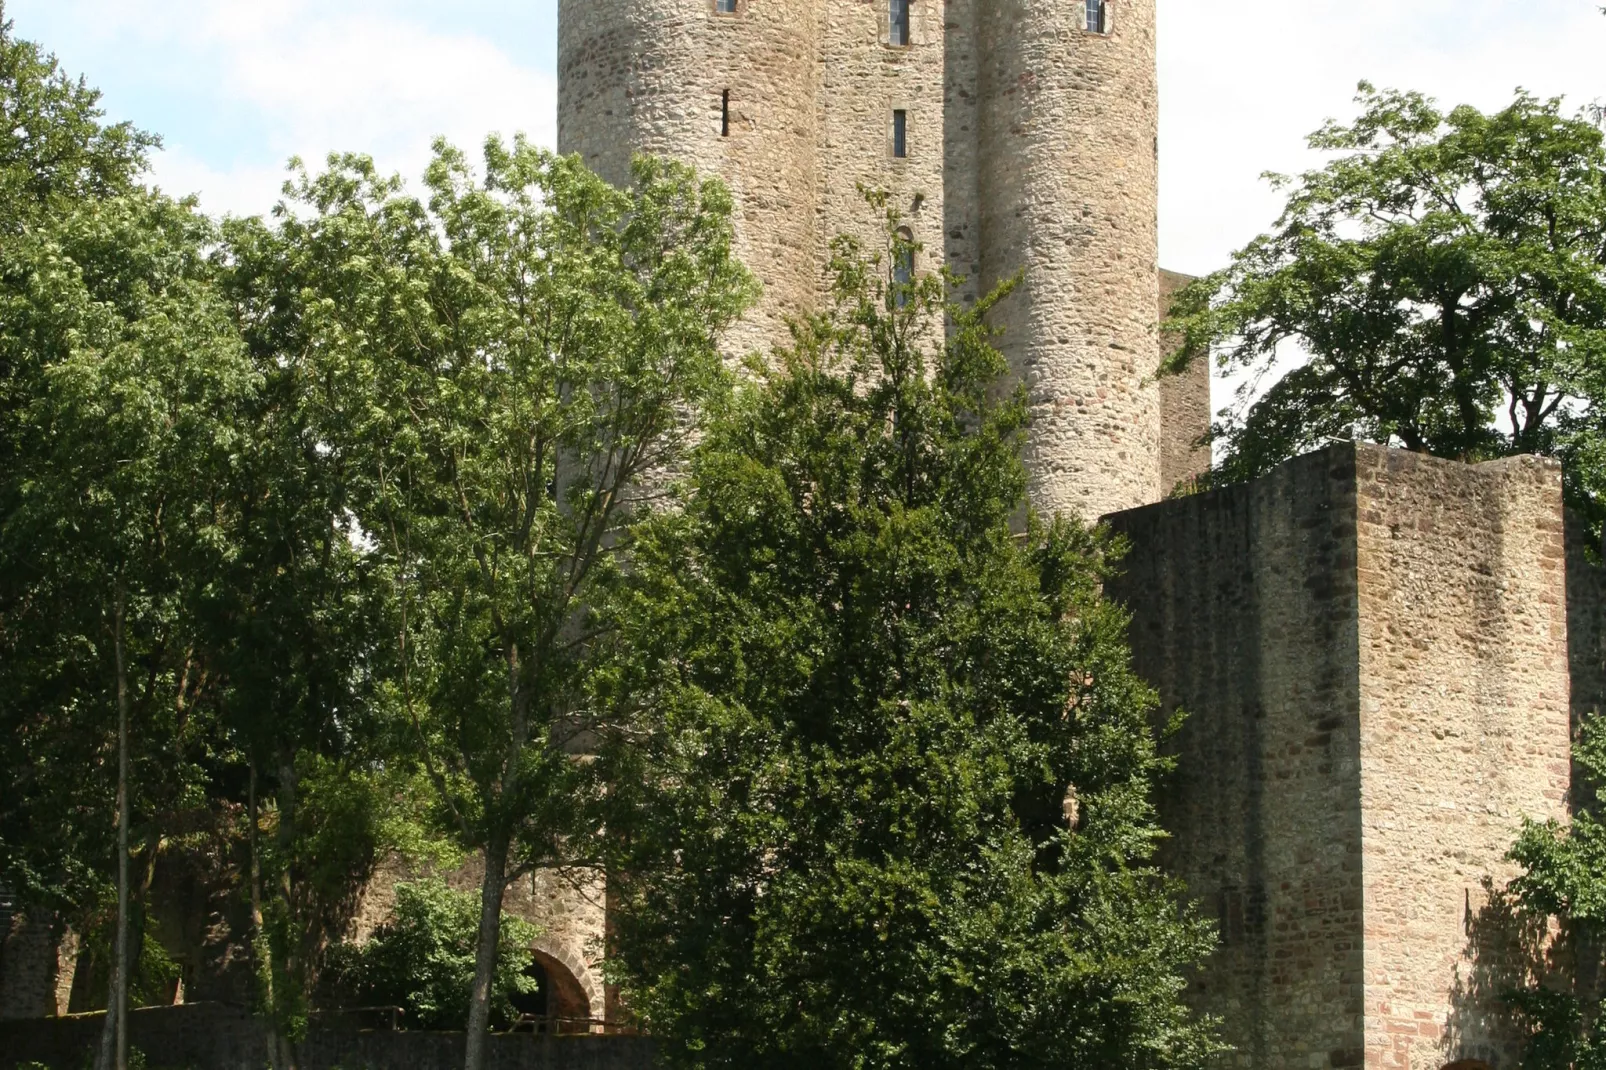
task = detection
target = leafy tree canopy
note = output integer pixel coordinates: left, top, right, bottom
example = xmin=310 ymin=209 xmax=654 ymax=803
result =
xmin=1169 ymin=85 xmax=1606 ymax=524
xmin=603 ymin=208 xmax=1221 ymax=1070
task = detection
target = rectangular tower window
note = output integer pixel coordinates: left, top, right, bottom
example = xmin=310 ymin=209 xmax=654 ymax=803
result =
xmin=1085 ymin=0 xmax=1108 ymax=33
xmin=721 ymin=89 xmax=731 ymax=137
xmin=892 ymin=110 xmax=908 ymax=159
xmin=889 ymin=0 xmax=911 ymax=46
xmin=715 ymin=0 xmax=737 ymax=12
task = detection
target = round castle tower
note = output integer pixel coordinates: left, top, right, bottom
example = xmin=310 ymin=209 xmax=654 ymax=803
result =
xmin=558 ymin=0 xmax=821 ymax=359
xmin=976 ymin=0 xmax=1163 ymax=520
xmin=558 ymin=0 xmax=1164 ymax=523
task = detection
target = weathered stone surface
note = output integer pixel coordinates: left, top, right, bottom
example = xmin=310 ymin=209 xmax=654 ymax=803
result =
xmin=1105 ymin=443 xmax=1574 ymax=1070
xmin=559 ymin=0 xmax=1170 ymax=523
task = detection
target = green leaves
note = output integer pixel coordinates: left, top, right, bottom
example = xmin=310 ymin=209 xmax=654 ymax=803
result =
xmin=1170 ymin=86 xmax=1606 ymax=522
xmin=603 ymin=208 xmax=1220 ymax=1070
xmin=323 ymin=879 xmax=541 ymax=1032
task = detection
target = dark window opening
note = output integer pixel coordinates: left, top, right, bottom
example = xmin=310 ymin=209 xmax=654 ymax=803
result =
xmin=715 ymin=0 xmax=737 ymax=11
xmin=892 ymin=110 xmax=908 ymax=158
xmin=890 ymin=0 xmax=911 ymax=46
xmin=721 ymin=90 xmax=731 ymax=137
xmin=893 ymin=227 xmax=915 ymax=307
xmin=1085 ymin=0 xmax=1108 ymax=33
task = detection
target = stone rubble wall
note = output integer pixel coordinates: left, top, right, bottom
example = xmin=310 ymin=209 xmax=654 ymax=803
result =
xmin=976 ymin=0 xmax=1163 ymax=521
xmin=1105 ymin=445 xmax=1366 ymax=1069
xmin=0 ymin=910 xmax=75 ymax=1021
xmin=1105 ymin=443 xmax=1574 ymax=1070
xmin=1353 ymin=450 xmax=1570 ymax=1070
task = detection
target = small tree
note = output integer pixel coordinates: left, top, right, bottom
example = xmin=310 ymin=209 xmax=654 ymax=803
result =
xmin=276 ymin=142 xmax=755 ymax=1070
xmin=323 ymin=879 xmax=540 ymax=1032
xmin=601 ymin=207 xmax=1221 ymax=1069
xmin=1169 ymin=85 xmax=1606 ymax=521
xmin=1505 ymin=714 xmax=1606 ymax=1068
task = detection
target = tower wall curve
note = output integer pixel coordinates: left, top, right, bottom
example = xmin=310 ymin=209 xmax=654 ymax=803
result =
xmin=977 ymin=0 xmax=1162 ymax=520
xmin=558 ymin=0 xmax=821 ymax=358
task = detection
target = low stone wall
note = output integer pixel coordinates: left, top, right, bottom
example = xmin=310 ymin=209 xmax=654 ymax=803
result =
xmin=0 ymin=1003 xmax=660 ymax=1070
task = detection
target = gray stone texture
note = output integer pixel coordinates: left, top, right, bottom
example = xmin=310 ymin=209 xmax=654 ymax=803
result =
xmin=1105 ymin=443 xmax=1574 ymax=1070
xmin=559 ymin=0 xmax=1172 ymax=522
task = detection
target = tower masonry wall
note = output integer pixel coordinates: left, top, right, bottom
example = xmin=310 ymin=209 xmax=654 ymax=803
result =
xmin=977 ymin=0 xmax=1162 ymax=520
xmin=558 ymin=0 xmax=821 ymax=359
xmin=1105 ymin=443 xmax=1574 ymax=1070
xmin=559 ymin=0 xmax=1172 ymax=524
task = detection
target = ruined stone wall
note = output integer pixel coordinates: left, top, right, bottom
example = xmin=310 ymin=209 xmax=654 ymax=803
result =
xmin=977 ymin=0 xmax=1162 ymax=520
xmin=1353 ymin=450 xmax=1571 ymax=1070
xmin=557 ymin=0 xmax=821 ymax=359
xmin=1106 ymin=445 xmax=1366 ymax=1069
xmin=0 ymin=911 xmax=75 ymax=1020
xmin=1158 ymin=268 xmax=1210 ymax=494
xmin=1106 ymin=443 xmax=1574 ymax=1070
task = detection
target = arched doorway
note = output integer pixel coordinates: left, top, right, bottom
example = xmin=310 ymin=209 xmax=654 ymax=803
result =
xmin=506 ymin=949 xmax=594 ymax=1034
xmin=1443 ymin=1061 xmax=1492 ymax=1070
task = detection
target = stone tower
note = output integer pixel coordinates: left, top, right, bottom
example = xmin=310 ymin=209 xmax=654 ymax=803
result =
xmin=558 ymin=0 xmax=1193 ymax=520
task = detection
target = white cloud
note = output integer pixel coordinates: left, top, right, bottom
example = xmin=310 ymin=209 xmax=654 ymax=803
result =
xmin=36 ymin=0 xmax=557 ymax=218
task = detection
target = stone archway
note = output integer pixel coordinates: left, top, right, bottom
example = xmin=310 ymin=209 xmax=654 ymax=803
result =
xmin=528 ymin=936 xmax=605 ymax=1026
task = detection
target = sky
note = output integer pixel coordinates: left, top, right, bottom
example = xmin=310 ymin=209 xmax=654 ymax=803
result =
xmin=5 ymin=0 xmax=1605 ymax=406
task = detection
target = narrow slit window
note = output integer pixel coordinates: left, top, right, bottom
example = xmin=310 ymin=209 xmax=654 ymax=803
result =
xmin=889 ymin=0 xmax=911 ymax=46
xmin=1085 ymin=0 xmax=1108 ymax=33
xmin=893 ymin=228 xmax=915 ymax=307
xmin=721 ymin=89 xmax=731 ymax=137
xmin=715 ymin=0 xmax=737 ymax=11
xmin=892 ymin=110 xmax=908 ymax=159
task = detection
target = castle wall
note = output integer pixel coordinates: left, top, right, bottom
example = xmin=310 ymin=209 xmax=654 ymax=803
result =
xmin=815 ymin=0 xmax=945 ymax=296
xmin=0 ymin=911 xmax=75 ymax=1020
xmin=977 ymin=0 xmax=1162 ymax=520
xmin=1353 ymin=450 xmax=1571 ymax=1070
xmin=941 ymin=0 xmax=983 ymax=310
xmin=557 ymin=0 xmax=821 ymax=358
xmin=1158 ymin=268 xmax=1210 ymax=495
xmin=1106 ymin=445 xmax=1366 ymax=1069
xmin=1106 ymin=443 xmax=1574 ymax=1070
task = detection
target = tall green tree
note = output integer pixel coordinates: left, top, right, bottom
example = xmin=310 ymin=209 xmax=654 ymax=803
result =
xmin=0 ymin=184 xmax=256 ymax=1070
xmin=273 ymin=141 xmax=754 ymax=1070
xmin=1168 ymin=85 xmax=1606 ymax=522
xmin=601 ymin=210 xmax=1221 ymax=1070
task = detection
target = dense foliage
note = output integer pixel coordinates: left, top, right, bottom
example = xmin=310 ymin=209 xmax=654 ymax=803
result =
xmin=1503 ymin=715 xmax=1606 ymax=1068
xmin=1169 ymin=85 xmax=1606 ymax=527
xmin=603 ymin=212 xmax=1221 ymax=1070
xmin=323 ymin=880 xmax=540 ymax=1032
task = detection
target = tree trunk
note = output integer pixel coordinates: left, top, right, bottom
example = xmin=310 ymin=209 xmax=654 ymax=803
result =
xmin=95 ymin=592 xmax=131 ymax=1070
xmin=271 ymin=756 xmax=301 ymax=1070
xmin=464 ymin=834 xmax=511 ymax=1070
xmin=249 ymin=762 xmax=282 ymax=1070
